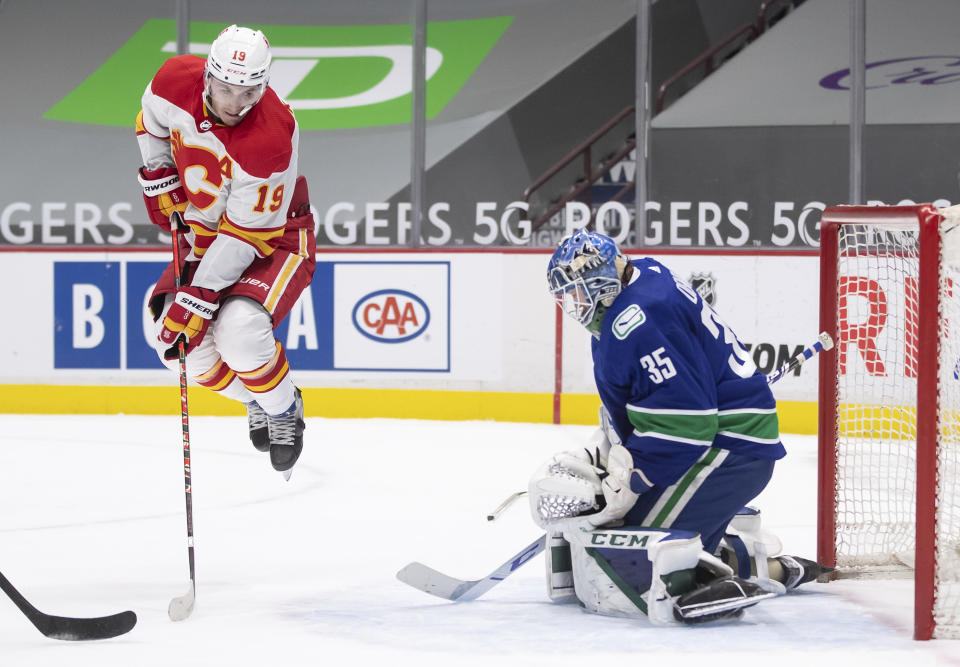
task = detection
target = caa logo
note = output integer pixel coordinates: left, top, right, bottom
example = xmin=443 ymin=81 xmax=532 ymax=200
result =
xmin=352 ymin=289 xmax=430 ymax=343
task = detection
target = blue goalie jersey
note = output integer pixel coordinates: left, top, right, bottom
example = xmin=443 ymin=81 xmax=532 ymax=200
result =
xmin=591 ymin=258 xmax=786 ymax=487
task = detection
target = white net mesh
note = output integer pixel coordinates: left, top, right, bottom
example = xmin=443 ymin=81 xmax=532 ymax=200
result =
xmin=830 ymin=207 xmax=960 ymax=637
xmin=835 ymin=222 xmax=919 ymax=570
xmin=934 ymin=210 xmax=960 ymax=636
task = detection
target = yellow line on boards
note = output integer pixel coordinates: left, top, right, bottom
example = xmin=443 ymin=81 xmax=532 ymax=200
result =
xmin=0 ymin=385 xmax=819 ymax=433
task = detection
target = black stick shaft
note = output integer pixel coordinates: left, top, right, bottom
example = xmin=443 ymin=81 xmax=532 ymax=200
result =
xmin=170 ymin=212 xmax=196 ymax=602
xmin=0 ymin=569 xmax=40 ymax=620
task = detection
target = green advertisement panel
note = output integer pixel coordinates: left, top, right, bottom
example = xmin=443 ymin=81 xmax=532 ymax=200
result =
xmin=45 ymin=17 xmax=512 ymax=130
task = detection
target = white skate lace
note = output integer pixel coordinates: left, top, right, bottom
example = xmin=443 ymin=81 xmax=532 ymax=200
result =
xmin=268 ymin=413 xmax=296 ymax=447
xmin=267 ymin=395 xmax=302 ymax=447
xmin=247 ymin=402 xmax=268 ymax=431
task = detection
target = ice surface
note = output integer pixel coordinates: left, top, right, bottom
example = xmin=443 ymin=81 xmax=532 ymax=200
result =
xmin=0 ymin=414 xmax=958 ymax=666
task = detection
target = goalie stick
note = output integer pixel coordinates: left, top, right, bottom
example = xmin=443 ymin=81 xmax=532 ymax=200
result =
xmin=0 ymin=569 xmax=136 ymax=641
xmin=486 ymin=490 xmax=527 ymax=522
xmin=168 ymin=211 xmax=196 ymax=622
xmin=396 ymin=534 xmax=546 ymax=601
xmin=766 ymin=331 xmax=834 ymax=385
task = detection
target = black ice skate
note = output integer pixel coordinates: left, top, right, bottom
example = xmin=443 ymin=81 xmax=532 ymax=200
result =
xmin=673 ymin=576 xmax=776 ymax=624
xmin=268 ymin=388 xmax=304 ymax=481
xmin=246 ymin=401 xmax=270 ymax=452
xmin=776 ymin=555 xmax=835 ymax=590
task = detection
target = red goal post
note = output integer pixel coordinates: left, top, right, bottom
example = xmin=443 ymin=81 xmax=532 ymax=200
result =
xmin=817 ymin=203 xmax=960 ymax=640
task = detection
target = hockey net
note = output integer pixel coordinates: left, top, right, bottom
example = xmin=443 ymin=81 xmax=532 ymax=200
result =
xmin=818 ymin=204 xmax=960 ymax=640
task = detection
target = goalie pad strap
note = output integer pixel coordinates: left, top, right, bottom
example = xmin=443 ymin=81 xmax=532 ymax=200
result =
xmin=725 ymin=534 xmax=752 ymax=580
xmin=546 ymin=533 xmax=576 ymax=602
xmin=720 ymin=506 xmax=786 ymax=594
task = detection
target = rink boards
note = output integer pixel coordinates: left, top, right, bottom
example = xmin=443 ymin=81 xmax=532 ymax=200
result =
xmin=0 ymin=249 xmax=825 ymax=430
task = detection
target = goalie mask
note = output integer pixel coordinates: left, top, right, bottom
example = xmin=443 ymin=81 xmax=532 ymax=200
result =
xmin=204 ymin=25 xmax=272 ymax=122
xmin=548 ymin=230 xmax=627 ymax=336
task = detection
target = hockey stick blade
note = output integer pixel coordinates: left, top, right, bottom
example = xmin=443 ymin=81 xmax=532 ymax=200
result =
xmin=32 ymin=610 xmax=137 ymax=642
xmin=0 ymin=570 xmax=136 ymax=641
xmin=168 ymin=582 xmax=195 ymax=621
xmin=397 ymin=534 xmax=546 ymax=602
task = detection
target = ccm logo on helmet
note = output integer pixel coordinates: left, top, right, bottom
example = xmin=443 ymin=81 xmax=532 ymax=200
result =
xmin=351 ymin=289 xmax=430 ymax=343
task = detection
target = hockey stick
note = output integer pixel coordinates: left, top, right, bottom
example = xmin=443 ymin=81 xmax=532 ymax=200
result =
xmin=396 ymin=534 xmax=546 ymax=601
xmin=486 ymin=490 xmax=527 ymax=521
xmin=0 ymin=569 xmax=136 ymax=641
xmin=167 ymin=211 xmax=196 ymax=622
xmin=766 ymin=331 xmax=834 ymax=385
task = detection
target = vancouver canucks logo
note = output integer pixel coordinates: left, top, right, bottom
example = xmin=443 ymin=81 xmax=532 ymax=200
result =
xmin=612 ymin=304 xmax=645 ymax=339
xmin=688 ymin=272 xmax=716 ymax=306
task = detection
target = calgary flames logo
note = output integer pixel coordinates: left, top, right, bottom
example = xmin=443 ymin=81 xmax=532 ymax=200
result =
xmin=170 ymin=130 xmax=233 ymax=210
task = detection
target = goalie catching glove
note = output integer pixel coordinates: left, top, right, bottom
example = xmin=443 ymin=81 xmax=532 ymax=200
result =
xmin=528 ymin=433 xmax=652 ymax=532
xmin=159 ymin=285 xmax=220 ymax=359
xmin=138 ymin=166 xmax=188 ymax=231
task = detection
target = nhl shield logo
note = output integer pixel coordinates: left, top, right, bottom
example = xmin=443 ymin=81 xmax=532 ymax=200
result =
xmin=199 ymin=120 xmax=213 ymax=132
xmin=688 ymin=272 xmax=716 ymax=306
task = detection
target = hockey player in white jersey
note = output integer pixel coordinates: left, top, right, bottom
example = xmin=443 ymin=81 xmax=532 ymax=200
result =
xmin=135 ymin=25 xmax=316 ymax=478
xmin=528 ymin=230 xmax=830 ymax=623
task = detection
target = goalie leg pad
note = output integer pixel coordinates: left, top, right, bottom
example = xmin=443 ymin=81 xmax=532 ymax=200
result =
xmin=546 ymin=533 xmax=576 ymax=602
xmin=719 ymin=506 xmax=787 ymax=594
xmin=726 ymin=506 xmax=783 ymax=559
xmin=563 ymin=527 xmax=702 ymax=624
xmin=719 ymin=508 xmax=833 ymax=592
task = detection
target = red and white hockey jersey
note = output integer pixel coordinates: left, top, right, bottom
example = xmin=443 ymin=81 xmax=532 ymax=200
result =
xmin=136 ymin=55 xmax=300 ymax=292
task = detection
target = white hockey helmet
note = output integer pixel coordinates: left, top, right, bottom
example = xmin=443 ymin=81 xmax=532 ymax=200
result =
xmin=204 ymin=25 xmax=272 ymax=113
